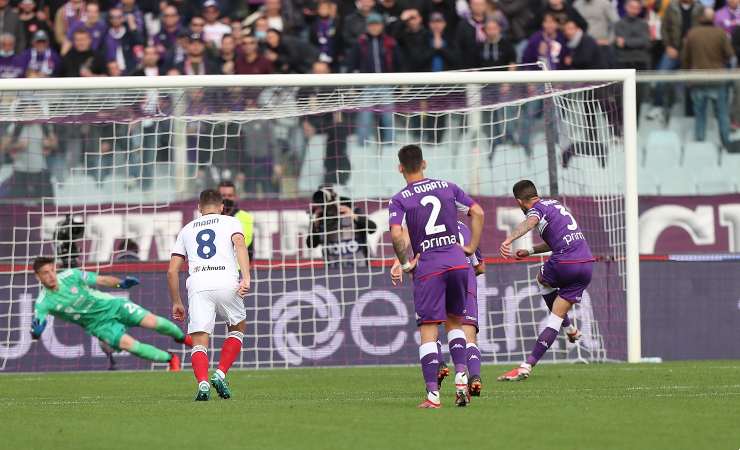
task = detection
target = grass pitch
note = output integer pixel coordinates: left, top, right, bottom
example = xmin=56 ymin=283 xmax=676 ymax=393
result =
xmin=1 ymin=361 xmax=738 ymax=450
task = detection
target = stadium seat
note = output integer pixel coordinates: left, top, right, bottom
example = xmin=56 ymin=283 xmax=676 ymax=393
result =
xmin=682 ymin=141 xmax=720 ymax=168
xmin=656 ymin=167 xmax=697 ymax=195
xmin=642 ymin=129 xmax=682 ymax=168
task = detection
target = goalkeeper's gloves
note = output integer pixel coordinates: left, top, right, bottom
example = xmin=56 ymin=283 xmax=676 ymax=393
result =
xmin=117 ymin=276 xmax=140 ymax=289
xmin=30 ymin=318 xmax=46 ymax=340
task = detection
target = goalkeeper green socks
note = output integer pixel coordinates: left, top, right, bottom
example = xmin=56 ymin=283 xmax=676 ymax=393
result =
xmin=154 ymin=316 xmax=185 ymax=341
xmin=129 ymin=341 xmax=172 ymax=362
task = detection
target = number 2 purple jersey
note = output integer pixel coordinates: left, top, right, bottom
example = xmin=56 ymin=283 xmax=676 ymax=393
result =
xmin=527 ymin=199 xmax=594 ymax=263
xmin=388 ymin=178 xmax=475 ymax=277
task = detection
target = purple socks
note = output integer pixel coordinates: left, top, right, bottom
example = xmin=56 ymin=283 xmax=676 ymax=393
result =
xmin=466 ymin=343 xmax=481 ymax=378
xmin=447 ymin=329 xmax=467 ymax=374
xmin=526 ymin=313 xmax=564 ymax=366
xmin=419 ymin=342 xmax=440 ymax=392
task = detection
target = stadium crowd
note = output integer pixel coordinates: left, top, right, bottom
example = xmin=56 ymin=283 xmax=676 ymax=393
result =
xmin=0 ymin=0 xmax=738 ymax=198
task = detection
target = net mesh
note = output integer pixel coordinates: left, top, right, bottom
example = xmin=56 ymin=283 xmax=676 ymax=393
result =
xmin=0 ymin=71 xmax=628 ymax=371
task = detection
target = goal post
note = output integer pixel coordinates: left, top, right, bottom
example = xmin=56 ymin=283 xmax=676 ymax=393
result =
xmin=0 ymin=69 xmax=641 ymax=369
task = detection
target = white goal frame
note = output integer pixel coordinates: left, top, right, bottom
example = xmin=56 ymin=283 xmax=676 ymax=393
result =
xmin=0 ymin=69 xmax=641 ymax=363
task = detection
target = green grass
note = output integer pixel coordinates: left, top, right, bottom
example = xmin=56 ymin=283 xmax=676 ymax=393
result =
xmin=1 ymin=361 xmax=739 ymax=450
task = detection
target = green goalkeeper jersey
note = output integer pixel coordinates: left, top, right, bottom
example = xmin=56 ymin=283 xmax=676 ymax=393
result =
xmin=34 ymin=268 xmax=119 ymax=328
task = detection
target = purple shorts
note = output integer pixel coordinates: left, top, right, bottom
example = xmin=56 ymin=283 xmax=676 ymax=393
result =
xmin=413 ymin=267 xmax=468 ymax=326
xmin=539 ymin=259 xmax=594 ymax=303
xmin=462 ymin=267 xmax=479 ymax=332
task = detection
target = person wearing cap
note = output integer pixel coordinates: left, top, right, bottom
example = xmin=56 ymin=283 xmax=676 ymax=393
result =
xmin=202 ymin=0 xmax=230 ymax=49
xmin=172 ymin=31 xmax=221 ymax=75
xmin=0 ymin=0 xmax=26 ymax=53
xmin=346 ymin=11 xmax=399 ymax=145
xmin=18 ymin=0 xmax=53 ymax=50
xmin=422 ymin=11 xmax=459 ymax=71
xmin=21 ymin=29 xmax=61 ymax=77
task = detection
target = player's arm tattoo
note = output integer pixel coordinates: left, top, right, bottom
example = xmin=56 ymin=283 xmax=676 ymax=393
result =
xmin=507 ymin=216 xmax=540 ymax=243
xmin=390 ymin=225 xmax=409 ymax=264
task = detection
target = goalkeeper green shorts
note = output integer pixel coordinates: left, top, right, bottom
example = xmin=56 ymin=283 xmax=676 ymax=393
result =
xmin=88 ymin=299 xmax=151 ymax=350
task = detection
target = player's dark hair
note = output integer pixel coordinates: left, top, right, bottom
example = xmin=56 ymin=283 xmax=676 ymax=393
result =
xmin=199 ymin=189 xmax=223 ymax=207
xmin=32 ymin=256 xmax=55 ymax=273
xmin=513 ymin=180 xmax=538 ymax=200
xmin=217 ymin=180 xmax=235 ymax=190
xmin=398 ymin=145 xmax=424 ymax=173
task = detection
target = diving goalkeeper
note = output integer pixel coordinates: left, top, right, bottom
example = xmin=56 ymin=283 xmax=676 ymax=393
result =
xmin=30 ymin=256 xmax=192 ymax=370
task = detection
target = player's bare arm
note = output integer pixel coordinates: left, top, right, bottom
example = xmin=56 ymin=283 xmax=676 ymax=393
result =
xmin=232 ymin=233 xmax=251 ymax=297
xmin=462 ymin=203 xmax=484 ymax=255
xmin=515 ymin=242 xmax=551 ymax=259
xmin=167 ymin=255 xmax=186 ymax=321
xmin=390 ymin=226 xmax=411 ymax=285
xmin=500 ymin=215 xmax=539 ymax=258
xmin=391 ymin=225 xmax=418 ymax=274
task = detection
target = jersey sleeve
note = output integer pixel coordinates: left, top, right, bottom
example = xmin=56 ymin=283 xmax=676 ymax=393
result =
xmin=236 ymin=211 xmax=253 ymax=246
xmin=526 ymin=204 xmax=543 ymax=221
xmin=452 ymin=183 xmax=475 ymax=213
xmin=79 ymin=270 xmax=98 ymax=287
xmin=387 ymin=197 xmax=405 ymax=228
xmin=33 ymin=291 xmax=50 ymax=321
xmin=171 ymin=229 xmax=186 ymax=257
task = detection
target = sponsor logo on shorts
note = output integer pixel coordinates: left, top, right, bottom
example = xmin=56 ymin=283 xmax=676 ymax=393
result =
xmin=193 ymin=265 xmax=226 ymax=273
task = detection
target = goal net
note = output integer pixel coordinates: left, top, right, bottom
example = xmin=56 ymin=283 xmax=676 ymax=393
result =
xmin=0 ymin=69 xmax=638 ymax=371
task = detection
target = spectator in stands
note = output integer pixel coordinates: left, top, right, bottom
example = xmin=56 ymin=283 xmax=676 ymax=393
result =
xmin=0 ymin=33 xmax=25 ymax=78
xmin=189 ymin=15 xmax=206 ymax=35
xmin=346 ymin=12 xmax=399 ymax=144
xmin=421 ymin=11 xmax=459 ymax=71
xmin=162 ymin=28 xmax=189 ymax=72
xmin=615 ymin=0 xmax=651 ymax=70
xmin=18 ymin=0 xmax=53 ymax=50
xmin=714 ymin=0 xmax=740 ymax=33
xmin=173 ymin=32 xmax=221 ymax=75
xmin=521 ymin=13 xmax=566 ymax=70
xmin=615 ymin=0 xmax=651 ymax=119
xmin=1 ymin=99 xmax=56 ymax=197
xmin=54 ymin=0 xmax=85 ymax=54
xmin=378 ymin=0 xmax=403 ymax=37
xmin=152 ymin=5 xmax=181 ymax=57
xmin=309 ymin=0 xmax=338 ymax=68
xmin=454 ymin=0 xmax=489 ymax=68
xmin=342 ymin=0 xmax=376 ymax=56
xmin=420 ymin=0 xmax=457 ymax=39
xmin=573 ymin=0 xmax=619 ymax=67
xmin=648 ymin=0 xmax=704 ymax=120
xmin=131 ymin=45 xmax=163 ymax=75
xmin=562 ymin=18 xmax=604 ymax=69
xmin=202 ymin=0 xmax=230 ymax=49
xmin=103 ymin=7 xmax=144 ymax=76
xmin=529 ymin=0 xmax=588 ymax=36
xmin=219 ymin=34 xmax=237 ymax=74
xmin=23 ymin=30 xmax=62 ymax=77
xmin=498 ymin=0 xmax=536 ymax=46
xmin=264 ymin=28 xmax=317 ymax=73
xmin=683 ymin=8 xmax=733 ymax=149
xmin=235 ymin=33 xmax=273 ymax=74
xmin=119 ymin=0 xmax=144 ymax=36
xmin=302 ymin=60 xmax=351 ymax=185
xmin=395 ymin=8 xmax=428 ymax=71
xmin=477 ymin=17 xmax=516 ymax=68
xmin=230 ymin=20 xmax=243 ymax=40
xmin=644 ymin=0 xmax=669 ymax=69
xmin=239 ymin=107 xmax=282 ymax=195
xmin=0 ymin=0 xmax=27 ymax=53
xmin=65 ymin=3 xmax=106 ymax=55
xmin=251 ymin=15 xmax=269 ymax=43
xmin=246 ymin=0 xmax=304 ymax=35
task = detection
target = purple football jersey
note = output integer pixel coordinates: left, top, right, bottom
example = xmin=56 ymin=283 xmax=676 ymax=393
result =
xmin=457 ymin=221 xmax=483 ymax=267
xmin=527 ymin=199 xmax=594 ymax=262
xmin=388 ymin=178 xmax=475 ymax=277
